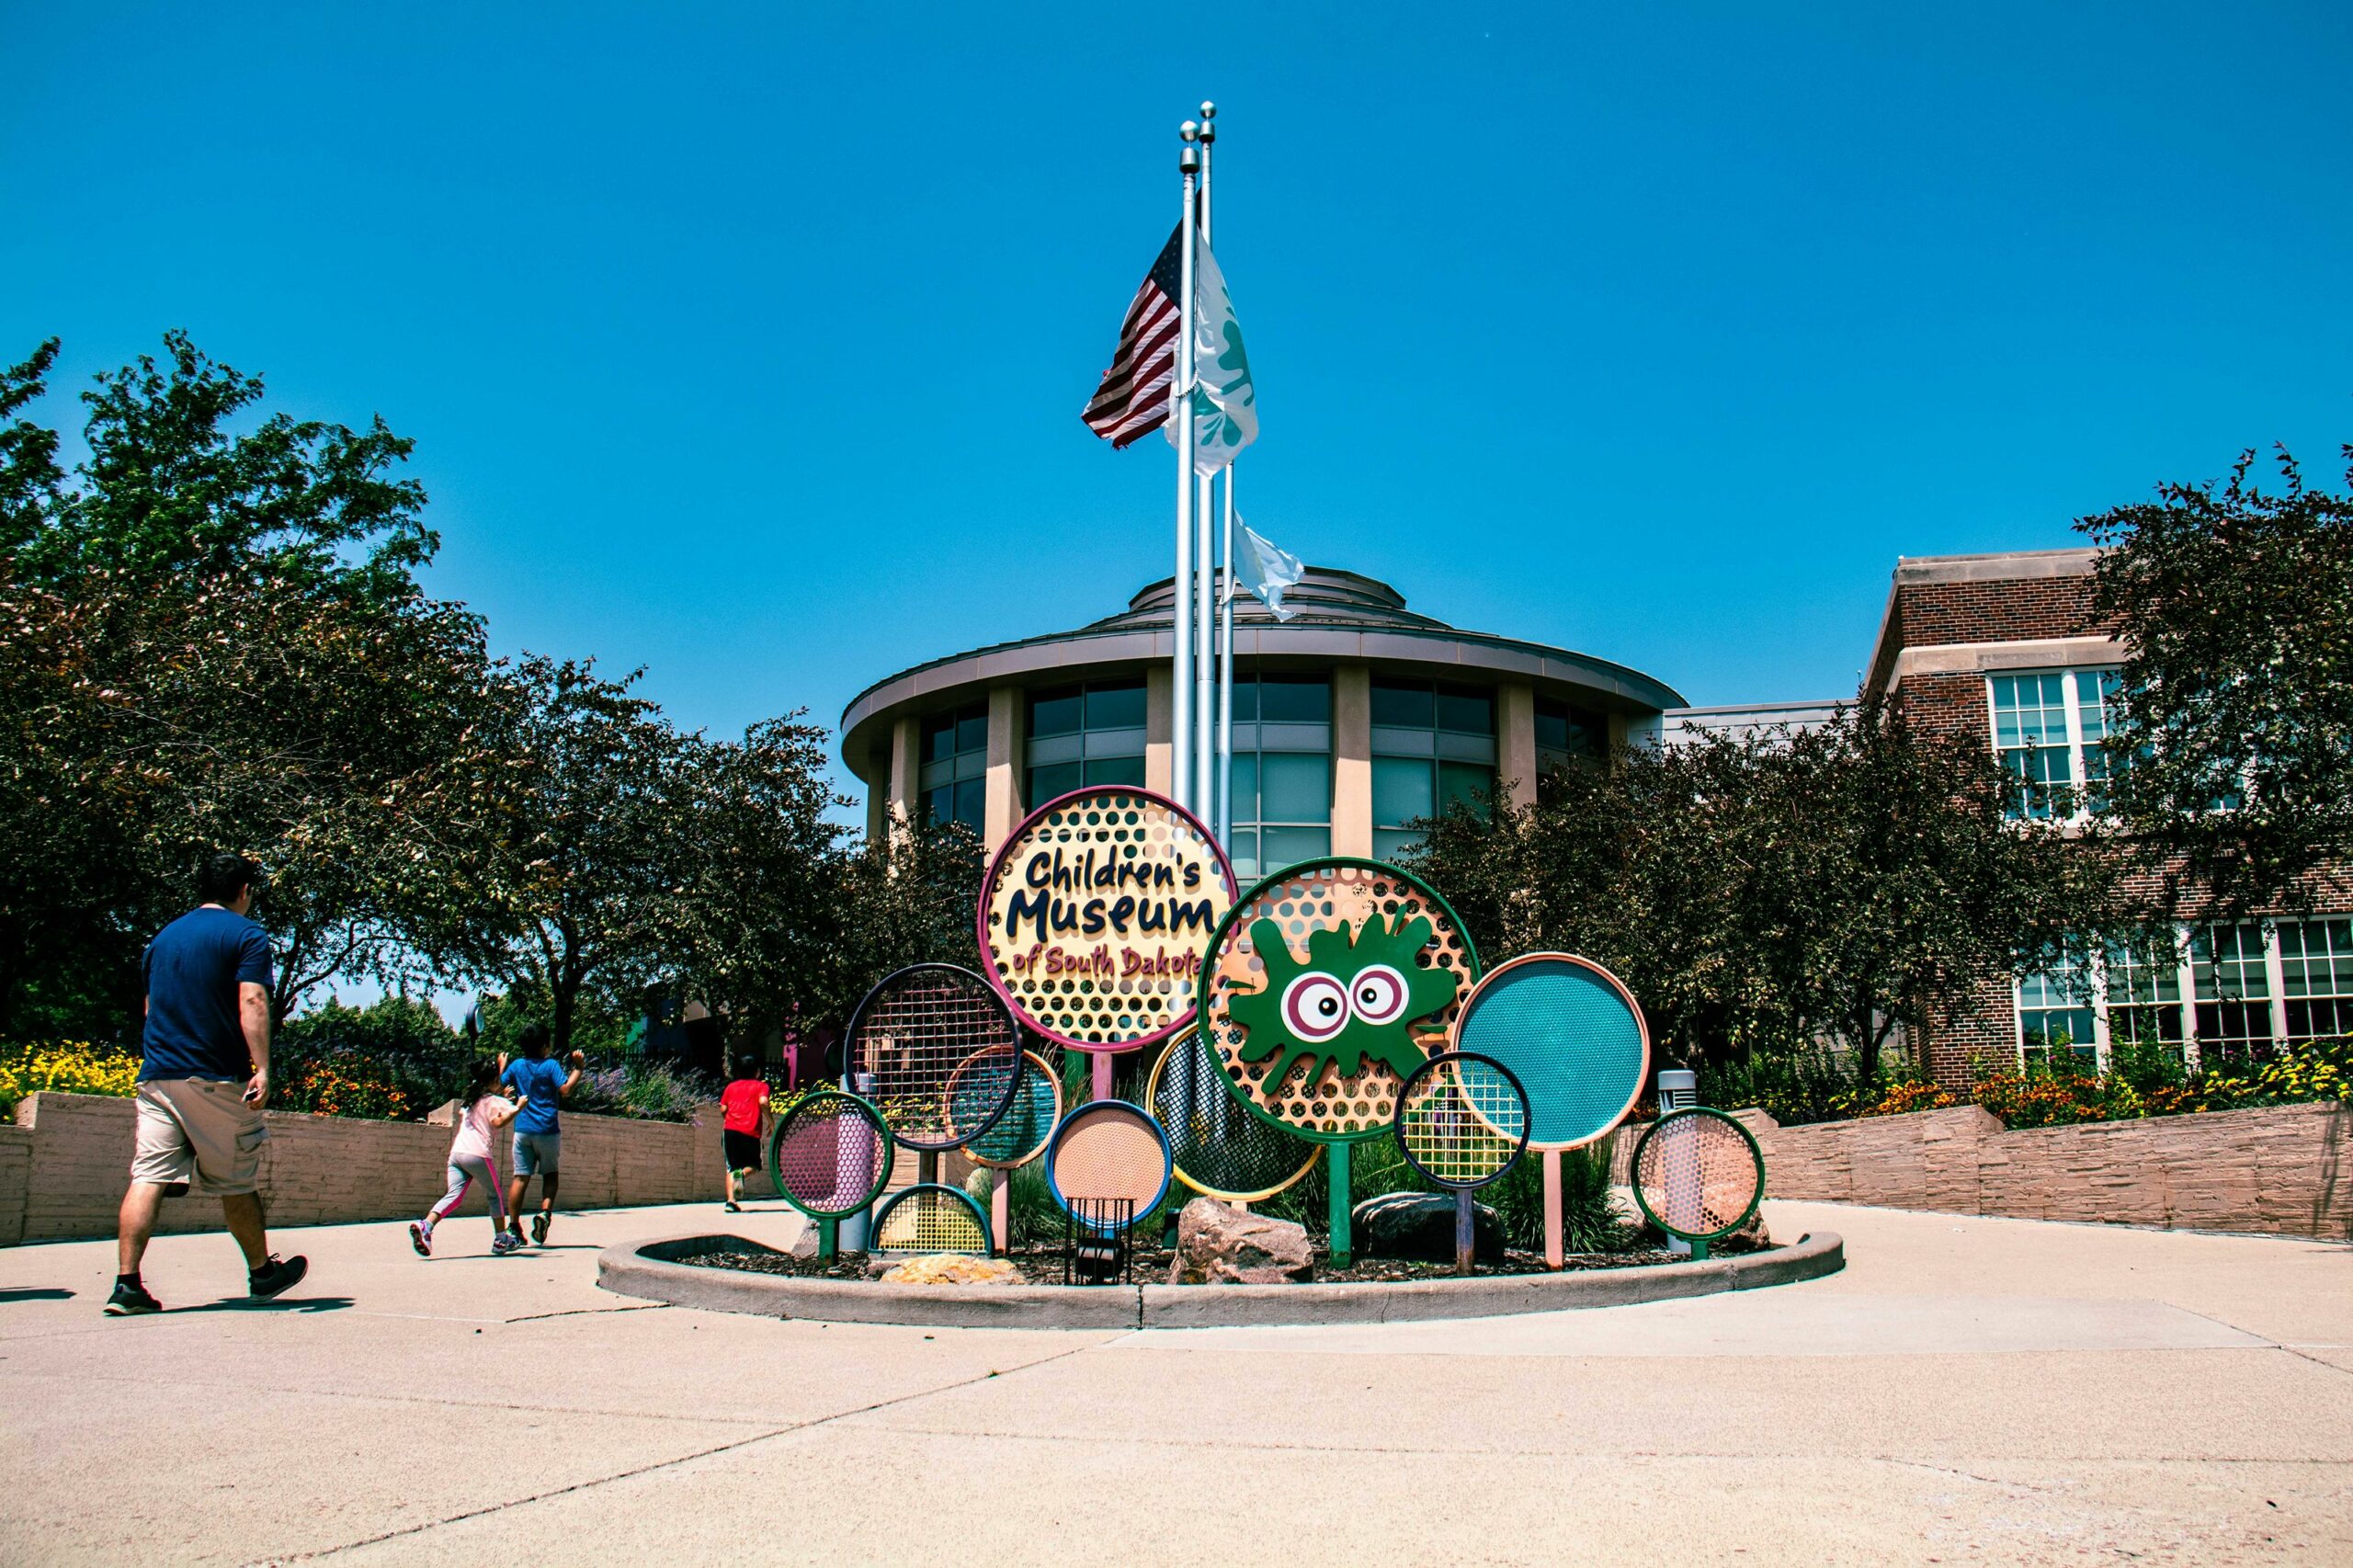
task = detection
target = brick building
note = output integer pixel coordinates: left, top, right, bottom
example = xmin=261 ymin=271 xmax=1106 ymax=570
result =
xmin=1864 ymin=549 xmax=2353 ymax=1089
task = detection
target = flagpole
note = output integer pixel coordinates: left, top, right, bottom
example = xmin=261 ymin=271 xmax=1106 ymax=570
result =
xmin=1172 ymin=122 xmax=1200 ymax=812
xmin=1193 ymin=103 xmax=1219 ymax=819
xmin=1219 ymin=457 xmax=1237 ymax=846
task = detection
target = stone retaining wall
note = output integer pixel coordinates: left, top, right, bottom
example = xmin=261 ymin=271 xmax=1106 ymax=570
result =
xmin=0 ymin=1091 xmax=742 ymax=1244
xmin=1613 ymin=1100 xmax=2350 ymax=1240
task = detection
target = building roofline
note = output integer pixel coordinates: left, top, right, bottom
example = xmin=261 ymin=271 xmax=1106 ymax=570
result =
xmin=1863 ymin=546 xmax=2102 ymax=695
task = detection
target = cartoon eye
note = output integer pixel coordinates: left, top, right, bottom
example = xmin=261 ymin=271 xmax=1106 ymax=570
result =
xmin=1348 ymin=964 xmax=1410 ymax=1027
xmin=1279 ymin=972 xmax=1350 ymax=1043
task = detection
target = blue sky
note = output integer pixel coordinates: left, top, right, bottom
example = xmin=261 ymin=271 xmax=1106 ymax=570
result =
xmin=7 ymin=3 xmax=2350 ymax=798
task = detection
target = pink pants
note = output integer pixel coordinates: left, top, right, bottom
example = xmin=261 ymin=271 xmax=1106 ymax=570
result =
xmin=426 ymin=1154 xmax=506 ymax=1226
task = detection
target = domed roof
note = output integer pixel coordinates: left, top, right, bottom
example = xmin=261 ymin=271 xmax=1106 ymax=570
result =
xmin=1086 ymin=567 xmax=1454 ymax=634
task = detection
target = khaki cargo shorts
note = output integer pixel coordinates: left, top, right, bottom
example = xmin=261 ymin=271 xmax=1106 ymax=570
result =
xmin=131 ymin=1078 xmax=268 ymax=1197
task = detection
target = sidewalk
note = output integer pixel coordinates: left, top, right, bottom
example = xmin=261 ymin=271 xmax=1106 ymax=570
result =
xmin=1 ymin=1198 xmax=2346 ymax=1565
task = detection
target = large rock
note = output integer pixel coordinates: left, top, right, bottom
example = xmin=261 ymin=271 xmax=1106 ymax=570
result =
xmin=1352 ymin=1191 xmax=1506 ymax=1265
xmin=1168 ymin=1198 xmax=1314 ymax=1284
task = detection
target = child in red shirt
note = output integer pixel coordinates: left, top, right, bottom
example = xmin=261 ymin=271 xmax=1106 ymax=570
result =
xmin=718 ymin=1059 xmax=771 ymax=1213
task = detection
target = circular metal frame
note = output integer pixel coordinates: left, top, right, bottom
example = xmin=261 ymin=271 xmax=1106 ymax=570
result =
xmin=1447 ymin=951 xmax=1651 ymax=1153
xmin=1629 ymin=1108 xmax=1767 ymax=1242
xmin=975 ymin=786 xmax=1238 ymax=1055
xmin=868 ymin=1182 xmax=996 ymax=1256
xmin=841 ymin=961 xmax=1021 ymax=1152
xmin=764 ymin=1089 xmax=895 ymax=1221
xmin=965 ymin=1049 xmax=1065 ymax=1170
xmin=1195 ymin=856 xmax=1484 ymax=1146
xmin=1392 ymin=1051 xmax=1532 ymax=1191
xmin=1044 ymin=1098 xmax=1173 ymax=1233
xmin=1145 ymin=1033 xmax=1318 ymax=1202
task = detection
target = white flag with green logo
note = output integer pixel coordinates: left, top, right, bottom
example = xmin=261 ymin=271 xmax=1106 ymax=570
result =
xmin=1167 ymin=236 xmax=1256 ymax=474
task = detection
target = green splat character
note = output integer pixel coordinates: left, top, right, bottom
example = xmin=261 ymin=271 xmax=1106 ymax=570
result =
xmin=1227 ymin=914 xmax=1460 ymax=1097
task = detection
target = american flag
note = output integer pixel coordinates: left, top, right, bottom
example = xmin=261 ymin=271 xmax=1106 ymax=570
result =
xmin=1080 ymin=224 xmax=1184 ymax=448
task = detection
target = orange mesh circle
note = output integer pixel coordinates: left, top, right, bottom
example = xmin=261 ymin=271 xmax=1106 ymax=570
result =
xmin=1631 ymin=1109 xmax=1765 ymax=1241
xmin=1047 ymin=1101 xmax=1172 ymax=1221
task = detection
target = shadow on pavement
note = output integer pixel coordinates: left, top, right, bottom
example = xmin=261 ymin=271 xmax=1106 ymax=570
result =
xmin=0 ymin=1288 xmax=75 ymax=1302
xmin=167 ymin=1295 xmax=356 ymax=1315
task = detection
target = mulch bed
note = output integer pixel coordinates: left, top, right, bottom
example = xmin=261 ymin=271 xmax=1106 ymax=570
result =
xmin=678 ymin=1241 xmax=1758 ymax=1286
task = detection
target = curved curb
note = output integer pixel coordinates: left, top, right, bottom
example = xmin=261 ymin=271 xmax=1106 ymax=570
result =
xmin=597 ymin=1230 xmax=1845 ymax=1329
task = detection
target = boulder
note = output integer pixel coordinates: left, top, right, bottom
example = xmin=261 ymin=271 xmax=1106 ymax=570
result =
xmin=879 ymin=1254 xmax=1021 ymax=1285
xmin=1167 ymin=1198 xmax=1314 ymax=1284
xmin=788 ymin=1223 xmax=822 ymax=1260
xmin=1352 ymin=1191 xmax=1506 ymax=1265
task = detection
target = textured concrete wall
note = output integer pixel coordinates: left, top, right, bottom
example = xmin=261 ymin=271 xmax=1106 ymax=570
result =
xmin=3 ymin=1092 xmax=733 ymax=1244
xmin=1629 ymin=1101 xmax=2353 ymax=1240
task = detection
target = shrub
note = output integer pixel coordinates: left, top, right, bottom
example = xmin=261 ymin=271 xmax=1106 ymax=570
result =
xmin=565 ymin=1057 xmax=722 ymax=1123
xmin=0 ymin=1040 xmax=141 ymax=1117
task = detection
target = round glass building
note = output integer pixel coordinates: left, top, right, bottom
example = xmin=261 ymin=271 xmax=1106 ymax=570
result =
xmin=839 ymin=568 xmax=1688 ymax=882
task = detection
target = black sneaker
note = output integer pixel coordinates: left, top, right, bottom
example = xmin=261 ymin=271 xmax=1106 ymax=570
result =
xmin=247 ymin=1254 xmax=309 ymax=1301
xmin=105 ymin=1278 xmax=162 ymax=1316
xmin=531 ymin=1211 xmax=550 ymax=1245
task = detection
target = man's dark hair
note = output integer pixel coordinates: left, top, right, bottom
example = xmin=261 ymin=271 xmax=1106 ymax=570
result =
xmin=517 ymin=1022 xmax=551 ymax=1059
xmin=198 ymin=853 xmax=260 ymax=906
xmin=734 ymin=1055 xmax=760 ymax=1080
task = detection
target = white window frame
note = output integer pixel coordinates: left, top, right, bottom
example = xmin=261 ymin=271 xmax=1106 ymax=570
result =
xmin=2013 ymin=921 xmax=2328 ymax=1074
xmin=1985 ymin=666 xmax=2120 ymax=824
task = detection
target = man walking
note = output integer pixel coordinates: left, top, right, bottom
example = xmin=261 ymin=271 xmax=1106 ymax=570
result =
xmin=499 ymin=1024 xmax=585 ymax=1245
xmin=108 ymin=853 xmax=309 ymax=1315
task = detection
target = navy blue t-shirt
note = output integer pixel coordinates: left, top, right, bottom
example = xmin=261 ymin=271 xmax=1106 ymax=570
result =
xmin=502 ymin=1056 xmax=569 ymax=1134
xmin=141 ymin=907 xmax=273 ymax=1083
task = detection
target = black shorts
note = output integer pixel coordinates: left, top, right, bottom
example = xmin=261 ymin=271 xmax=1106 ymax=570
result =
xmin=723 ymin=1130 xmax=761 ymax=1172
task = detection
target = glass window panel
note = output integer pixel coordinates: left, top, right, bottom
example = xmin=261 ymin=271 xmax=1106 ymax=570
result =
xmin=1371 ymin=756 xmax=1434 ymax=829
xmin=1083 ymin=755 xmax=1147 ymax=790
xmin=1260 ymin=826 xmax=1331 ymax=868
xmin=1026 ymin=761 xmax=1082 ymax=804
xmin=1085 ymin=680 xmax=1146 ymax=731
xmin=2105 ymin=938 xmax=2180 ymax=1006
xmin=1226 ymin=827 xmax=1259 ymax=881
xmin=923 ymin=713 xmax=959 ymax=763
xmin=2020 ymin=1006 xmax=2097 ymax=1068
xmin=1029 ymin=687 xmax=1082 ymax=739
xmin=1437 ymin=683 xmax=1495 ymax=735
xmin=952 ymin=778 xmax=985 ymax=834
xmin=1228 ymin=753 xmax=1259 ymax=824
xmin=954 ymin=710 xmax=988 ymax=758
xmin=1230 ymin=678 xmax=1258 ymax=722
xmin=1370 ymin=679 xmax=1434 ymax=729
xmin=1438 ymin=760 xmax=1493 ymax=816
xmin=1259 ymin=754 xmax=1332 ymax=824
xmin=2191 ymin=924 xmax=2269 ymax=999
xmin=1372 ymin=828 xmax=1421 ymax=863
xmin=925 ymin=783 xmax=954 ymax=827
xmin=1259 ymin=676 xmax=1331 ymax=723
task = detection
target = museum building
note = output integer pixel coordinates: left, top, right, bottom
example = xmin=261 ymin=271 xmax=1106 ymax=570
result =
xmin=838 ymin=549 xmax=2353 ymax=1090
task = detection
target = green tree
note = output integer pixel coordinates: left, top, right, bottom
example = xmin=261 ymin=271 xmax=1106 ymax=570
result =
xmin=2078 ymin=443 xmax=2353 ymax=915
xmin=1412 ymin=705 xmax=2122 ymax=1081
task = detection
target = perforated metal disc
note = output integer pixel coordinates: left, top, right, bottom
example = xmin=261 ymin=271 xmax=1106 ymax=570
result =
xmin=1199 ymin=858 xmax=1483 ymax=1144
xmin=1631 ymin=1108 xmax=1766 ymax=1242
xmin=1449 ymin=953 xmax=1650 ymax=1152
xmin=844 ymin=963 xmax=1020 ymax=1151
xmin=1148 ymin=1032 xmax=1317 ymax=1202
xmin=869 ymin=1183 xmax=995 ymax=1255
xmin=965 ymin=1048 xmax=1064 ymax=1170
xmin=766 ymin=1090 xmax=893 ymax=1220
xmin=977 ymin=787 xmax=1237 ymax=1054
xmin=1394 ymin=1051 xmax=1530 ymax=1191
xmin=1045 ymin=1099 xmax=1172 ymax=1233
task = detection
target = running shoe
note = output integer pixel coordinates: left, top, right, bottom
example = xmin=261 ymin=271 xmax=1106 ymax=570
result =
xmin=247 ymin=1254 xmax=309 ymax=1300
xmin=491 ymin=1232 xmax=524 ymax=1256
xmin=409 ymin=1222 xmax=432 ymax=1257
xmin=104 ymin=1278 xmax=162 ymax=1315
xmin=724 ymin=1200 xmax=742 ymax=1213
xmin=531 ymin=1210 xmax=550 ymax=1245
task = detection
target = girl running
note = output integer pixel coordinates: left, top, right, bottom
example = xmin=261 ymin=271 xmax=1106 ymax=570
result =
xmin=410 ymin=1059 xmax=526 ymax=1257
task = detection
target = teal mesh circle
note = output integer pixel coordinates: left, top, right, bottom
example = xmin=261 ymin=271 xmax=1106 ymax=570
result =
xmin=967 ymin=1051 xmax=1060 ymax=1166
xmin=1452 ymin=957 xmax=1646 ymax=1149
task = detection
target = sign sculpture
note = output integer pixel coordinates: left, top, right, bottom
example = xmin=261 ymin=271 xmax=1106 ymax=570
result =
xmin=979 ymin=787 xmax=1236 ymax=1097
xmin=1195 ymin=858 xmax=1482 ymax=1265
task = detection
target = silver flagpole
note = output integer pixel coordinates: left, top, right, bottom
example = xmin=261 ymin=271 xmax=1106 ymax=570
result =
xmin=1193 ymin=103 xmax=1218 ymax=818
xmin=1219 ymin=451 xmax=1237 ymax=846
xmin=1172 ymin=122 xmax=1200 ymax=812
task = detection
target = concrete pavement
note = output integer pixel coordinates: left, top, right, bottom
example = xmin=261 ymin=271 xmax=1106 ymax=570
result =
xmin=0 ymin=1198 xmax=2346 ymax=1565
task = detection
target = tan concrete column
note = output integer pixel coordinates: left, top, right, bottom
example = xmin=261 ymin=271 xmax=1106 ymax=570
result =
xmin=863 ymin=739 xmax=890 ymax=844
xmin=1498 ymin=681 xmax=1537 ymax=810
xmin=983 ymin=685 xmax=1026 ymax=851
xmin=888 ymin=713 xmax=919 ymax=843
xmin=1331 ymin=663 xmax=1372 ymax=858
xmin=1145 ymin=665 xmax=1174 ymax=796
